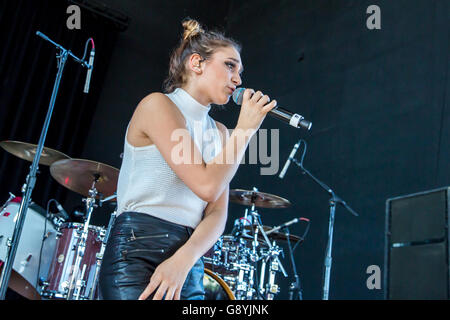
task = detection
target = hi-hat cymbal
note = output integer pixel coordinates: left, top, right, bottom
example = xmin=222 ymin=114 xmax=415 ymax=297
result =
xmin=242 ymin=225 xmax=303 ymax=243
xmin=0 ymin=140 xmax=71 ymax=166
xmin=50 ymin=158 xmax=119 ymax=198
xmin=229 ymin=189 xmax=291 ymax=208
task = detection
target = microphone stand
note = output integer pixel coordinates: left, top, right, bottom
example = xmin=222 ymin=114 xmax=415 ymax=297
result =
xmin=284 ymin=226 xmax=303 ymax=300
xmin=290 ymin=157 xmax=359 ymax=300
xmin=0 ymin=31 xmax=91 ymax=300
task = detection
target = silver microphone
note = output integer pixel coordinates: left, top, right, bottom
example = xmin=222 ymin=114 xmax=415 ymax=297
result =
xmin=232 ymin=88 xmax=312 ymax=130
xmin=266 ymin=217 xmax=301 ymax=234
xmin=279 ymin=140 xmax=301 ymax=179
xmin=54 ymin=200 xmax=70 ymax=220
xmin=83 ymin=48 xmax=95 ymax=93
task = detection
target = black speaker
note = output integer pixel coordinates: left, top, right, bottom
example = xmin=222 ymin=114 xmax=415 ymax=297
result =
xmin=384 ymin=187 xmax=450 ymax=299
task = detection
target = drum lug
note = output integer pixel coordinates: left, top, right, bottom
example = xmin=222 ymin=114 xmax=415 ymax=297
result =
xmin=39 ymin=277 xmax=49 ymax=288
xmin=270 ymin=260 xmax=279 ymax=271
xmin=269 ymin=284 xmax=279 ymax=294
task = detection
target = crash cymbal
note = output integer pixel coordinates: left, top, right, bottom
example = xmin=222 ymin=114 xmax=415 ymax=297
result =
xmin=229 ymin=189 xmax=291 ymax=208
xmin=242 ymin=225 xmax=302 ymax=243
xmin=0 ymin=140 xmax=70 ymax=166
xmin=50 ymin=158 xmax=119 ymax=198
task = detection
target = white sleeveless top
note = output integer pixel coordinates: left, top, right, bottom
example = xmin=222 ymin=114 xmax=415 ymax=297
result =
xmin=116 ymin=88 xmax=223 ymax=229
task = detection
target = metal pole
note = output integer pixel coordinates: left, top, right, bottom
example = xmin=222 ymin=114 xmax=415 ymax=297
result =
xmin=0 ymin=31 xmax=91 ymax=299
xmin=322 ymin=198 xmax=336 ymax=300
xmin=0 ymin=49 xmax=69 ymax=299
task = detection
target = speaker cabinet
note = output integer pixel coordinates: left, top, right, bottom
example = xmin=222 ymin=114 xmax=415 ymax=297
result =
xmin=385 ymin=187 xmax=450 ymax=299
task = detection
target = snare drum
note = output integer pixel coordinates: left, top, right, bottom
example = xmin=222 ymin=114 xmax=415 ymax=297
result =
xmin=0 ymin=198 xmax=57 ymax=300
xmin=40 ymin=223 xmax=106 ymax=300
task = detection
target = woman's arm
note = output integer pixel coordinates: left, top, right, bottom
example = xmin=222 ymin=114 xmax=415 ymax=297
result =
xmin=138 ymin=122 xmax=230 ymax=300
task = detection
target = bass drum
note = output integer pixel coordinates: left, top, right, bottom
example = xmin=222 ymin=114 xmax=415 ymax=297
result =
xmin=0 ymin=197 xmax=58 ymax=300
xmin=203 ymin=268 xmax=235 ymax=300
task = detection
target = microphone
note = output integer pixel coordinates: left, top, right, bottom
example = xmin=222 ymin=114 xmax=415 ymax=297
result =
xmin=54 ymin=200 xmax=70 ymax=221
xmin=232 ymin=88 xmax=312 ymax=130
xmin=266 ymin=217 xmax=301 ymax=235
xmin=279 ymin=140 xmax=301 ymax=179
xmin=83 ymin=47 xmax=95 ymax=93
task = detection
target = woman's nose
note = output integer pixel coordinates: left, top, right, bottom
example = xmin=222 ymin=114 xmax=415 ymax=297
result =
xmin=232 ymin=73 xmax=242 ymax=87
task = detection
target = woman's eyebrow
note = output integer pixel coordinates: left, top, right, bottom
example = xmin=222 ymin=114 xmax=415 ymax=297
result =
xmin=227 ymin=57 xmax=244 ymax=73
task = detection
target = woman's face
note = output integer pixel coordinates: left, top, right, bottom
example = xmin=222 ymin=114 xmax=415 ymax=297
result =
xmin=197 ymin=46 xmax=243 ymax=105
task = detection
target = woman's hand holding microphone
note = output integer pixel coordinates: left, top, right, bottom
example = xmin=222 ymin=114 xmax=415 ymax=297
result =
xmin=235 ymin=88 xmax=277 ymax=134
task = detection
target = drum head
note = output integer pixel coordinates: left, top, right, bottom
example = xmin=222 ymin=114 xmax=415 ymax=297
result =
xmin=203 ymin=268 xmax=235 ymax=300
xmin=0 ymin=200 xmax=57 ymax=300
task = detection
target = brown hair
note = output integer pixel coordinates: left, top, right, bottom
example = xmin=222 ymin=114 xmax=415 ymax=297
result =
xmin=163 ymin=18 xmax=241 ymax=93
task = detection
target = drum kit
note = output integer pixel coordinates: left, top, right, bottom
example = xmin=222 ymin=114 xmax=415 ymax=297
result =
xmin=0 ymin=140 xmax=118 ymax=300
xmin=203 ymin=188 xmax=306 ymax=300
xmin=0 ymin=140 xmax=308 ymax=300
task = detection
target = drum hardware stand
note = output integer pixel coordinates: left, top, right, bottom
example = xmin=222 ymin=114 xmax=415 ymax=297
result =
xmin=257 ymin=239 xmax=283 ymax=300
xmin=66 ymin=176 xmax=100 ymax=300
xmin=243 ymin=188 xmax=287 ymax=300
xmin=266 ymin=241 xmax=283 ymax=300
xmin=235 ymin=262 xmax=255 ymax=300
xmin=290 ymin=156 xmax=359 ymax=300
xmin=88 ymin=195 xmax=117 ymax=300
xmin=247 ymin=188 xmax=288 ymax=278
xmin=0 ymin=31 xmax=91 ymax=300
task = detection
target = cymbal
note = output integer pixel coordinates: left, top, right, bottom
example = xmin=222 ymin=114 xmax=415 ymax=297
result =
xmin=50 ymin=158 xmax=119 ymax=198
xmin=229 ymin=189 xmax=291 ymax=208
xmin=243 ymin=225 xmax=303 ymax=243
xmin=0 ymin=140 xmax=71 ymax=166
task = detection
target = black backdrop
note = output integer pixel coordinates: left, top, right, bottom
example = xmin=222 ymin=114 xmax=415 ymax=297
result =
xmin=78 ymin=0 xmax=449 ymax=300
xmin=0 ymin=0 xmax=123 ymax=211
xmin=1 ymin=0 xmax=449 ymax=300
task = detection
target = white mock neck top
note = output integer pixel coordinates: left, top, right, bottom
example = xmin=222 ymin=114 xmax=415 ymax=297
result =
xmin=116 ymin=88 xmax=223 ymax=228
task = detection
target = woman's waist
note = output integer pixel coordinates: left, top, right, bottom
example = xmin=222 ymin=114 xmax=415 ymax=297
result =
xmin=113 ymin=211 xmax=194 ymax=236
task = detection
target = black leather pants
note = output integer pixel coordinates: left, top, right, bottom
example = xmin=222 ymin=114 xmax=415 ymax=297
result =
xmin=99 ymin=212 xmax=205 ymax=300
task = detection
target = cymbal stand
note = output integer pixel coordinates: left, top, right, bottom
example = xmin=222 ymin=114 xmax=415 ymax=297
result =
xmin=67 ymin=176 xmax=99 ymax=300
xmin=88 ymin=194 xmax=117 ymax=300
xmin=247 ymin=188 xmax=288 ymax=300
xmin=248 ymin=190 xmax=287 ymax=277
xmin=0 ymin=31 xmax=91 ymax=300
xmin=89 ymin=209 xmax=116 ymax=300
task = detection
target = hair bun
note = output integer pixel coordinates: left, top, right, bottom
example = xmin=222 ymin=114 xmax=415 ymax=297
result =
xmin=182 ymin=18 xmax=204 ymax=41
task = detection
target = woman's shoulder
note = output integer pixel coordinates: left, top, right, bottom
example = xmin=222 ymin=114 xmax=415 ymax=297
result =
xmin=139 ymin=91 xmax=170 ymax=107
xmin=135 ymin=91 xmax=179 ymax=115
xmin=130 ymin=92 xmax=185 ymax=130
